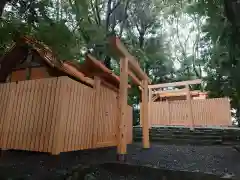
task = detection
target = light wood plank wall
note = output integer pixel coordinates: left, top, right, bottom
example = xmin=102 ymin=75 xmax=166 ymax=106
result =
xmin=0 ymin=76 xmax=133 ymax=154
xmin=147 ymin=98 xmax=231 ymax=127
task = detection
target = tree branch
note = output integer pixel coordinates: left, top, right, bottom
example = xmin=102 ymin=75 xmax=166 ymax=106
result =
xmin=176 ymin=17 xmax=187 ymax=59
xmin=90 ymin=0 xmax=100 ymax=25
xmin=95 ymin=0 xmax=101 ymax=25
xmin=110 ymin=0 xmax=121 ymax=14
xmin=105 ymin=0 xmax=113 ymax=32
xmin=119 ymin=0 xmax=130 ymax=37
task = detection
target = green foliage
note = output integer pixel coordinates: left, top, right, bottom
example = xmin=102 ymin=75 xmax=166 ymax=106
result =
xmin=187 ymin=0 xmax=240 ymax=124
xmin=34 ymin=20 xmax=78 ymax=60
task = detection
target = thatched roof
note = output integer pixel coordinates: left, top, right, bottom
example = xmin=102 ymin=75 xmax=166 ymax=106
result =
xmin=0 ymin=36 xmax=125 ymax=89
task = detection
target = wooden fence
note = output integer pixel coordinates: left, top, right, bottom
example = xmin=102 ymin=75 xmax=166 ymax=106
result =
xmin=0 ymin=76 xmax=133 ymax=154
xmin=147 ymin=98 xmax=231 ymax=127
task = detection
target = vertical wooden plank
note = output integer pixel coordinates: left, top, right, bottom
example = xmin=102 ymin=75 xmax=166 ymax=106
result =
xmin=2 ymin=83 xmax=11 ymax=149
xmin=127 ymin=105 xmax=133 ymax=144
xmin=51 ymin=77 xmax=66 ymax=155
xmin=92 ymin=77 xmax=101 ymax=147
xmin=74 ymin=83 xmax=81 ymax=150
xmin=82 ymin=86 xmax=88 ymax=149
xmin=66 ymin=80 xmax=73 ymax=151
xmin=15 ymin=81 xmax=28 ymax=150
xmin=64 ymin=80 xmax=74 ymax=152
xmin=4 ymin=83 xmax=16 ymax=149
xmin=167 ymin=100 xmax=171 ymax=125
xmin=68 ymin=80 xmax=74 ymax=151
xmin=9 ymin=82 xmax=22 ymax=149
xmin=227 ymin=98 xmax=232 ymax=126
xmin=22 ymin=80 xmax=35 ymax=150
xmin=38 ymin=79 xmax=51 ymax=152
xmin=117 ymin=57 xmax=128 ymax=157
xmin=18 ymin=81 xmax=29 ymax=150
xmin=73 ymin=81 xmax=80 ymax=150
xmin=186 ymin=85 xmax=194 ymax=128
xmin=62 ymin=81 xmax=71 ymax=152
xmin=87 ymin=86 xmax=95 ymax=149
xmin=81 ymin=86 xmax=88 ymax=149
xmin=98 ymin=86 xmax=103 ymax=145
xmin=73 ymin=82 xmax=80 ymax=150
xmin=1 ymin=83 xmax=8 ymax=148
xmin=0 ymin=83 xmax=10 ymax=146
xmin=31 ymin=80 xmax=44 ymax=151
xmin=148 ymin=88 xmax=152 ymax=128
xmin=70 ymin=80 xmax=78 ymax=150
xmin=45 ymin=78 xmax=58 ymax=153
xmin=83 ymin=84 xmax=91 ymax=149
xmin=142 ymin=80 xmax=150 ymax=149
xmin=59 ymin=78 xmax=70 ymax=152
xmin=140 ymin=103 xmax=142 ymax=126
xmin=35 ymin=80 xmax=48 ymax=151
xmin=0 ymin=84 xmax=5 ymax=145
xmin=26 ymin=80 xmax=38 ymax=151
xmin=49 ymin=77 xmax=60 ymax=154
xmin=29 ymin=80 xmax=41 ymax=151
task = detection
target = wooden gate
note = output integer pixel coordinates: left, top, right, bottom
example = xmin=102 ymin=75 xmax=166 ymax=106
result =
xmin=93 ymin=84 xmax=133 ymax=148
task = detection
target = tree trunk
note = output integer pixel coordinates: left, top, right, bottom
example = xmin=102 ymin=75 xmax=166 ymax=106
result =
xmin=0 ymin=0 xmax=10 ymax=17
xmin=139 ymin=31 xmax=145 ymax=49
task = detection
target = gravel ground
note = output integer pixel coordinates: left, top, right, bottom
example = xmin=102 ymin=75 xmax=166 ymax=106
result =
xmin=0 ymin=143 xmax=239 ymax=179
xmin=127 ymin=143 xmax=240 ymax=178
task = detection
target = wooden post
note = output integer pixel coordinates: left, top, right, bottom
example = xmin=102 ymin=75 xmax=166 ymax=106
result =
xmin=142 ymin=80 xmax=150 ymax=149
xmin=117 ymin=57 xmax=128 ymax=161
xmin=186 ymin=85 xmax=194 ymax=129
xmin=148 ymin=88 xmax=152 ymax=128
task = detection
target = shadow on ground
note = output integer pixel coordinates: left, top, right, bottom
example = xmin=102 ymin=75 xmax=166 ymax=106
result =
xmin=66 ymin=163 xmax=235 ymax=180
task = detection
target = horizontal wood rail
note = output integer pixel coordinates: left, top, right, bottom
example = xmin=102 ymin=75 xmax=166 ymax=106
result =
xmin=128 ymin=70 xmax=143 ymax=88
xmin=149 ymin=79 xmax=202 ymax=89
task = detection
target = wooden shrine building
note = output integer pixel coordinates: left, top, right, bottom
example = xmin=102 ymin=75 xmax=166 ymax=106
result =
xmin=147 ymin=79 xmax=231 ymax=128
xmin=0 ymin=36 xmax=150 ymax=158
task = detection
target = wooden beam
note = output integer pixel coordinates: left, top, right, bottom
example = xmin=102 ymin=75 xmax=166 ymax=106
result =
xmin=61 ymin=63 xmax=94 ymax=86
xmin=85 ymin=54 xmax=131 ymax=89
xmin=152 ymin=88 xmax=186 ymax=95
xmin=153 ymin=89 xmax=201 ymax=97
xmin=152 ymin=94 xmax=160 ymax=102
xmin=148 ymin=79 xmax=202 ymax=89
xmin=128 ymin=70 xmax=143 ymax=87
xmin=117 ymin=57 xmax=128 ymax=157
xmin=110 ymin=37 xmax=150 ymax=83
xmin=142 ymin=80 xmax=150 ymax=148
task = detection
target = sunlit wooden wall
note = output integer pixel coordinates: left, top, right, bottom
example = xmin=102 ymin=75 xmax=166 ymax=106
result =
xmin=0 ymin=76 xmax=133 ymax=154
xmin=148 ymin=98 xmax=231 ymax=127
xmin=0 ymin=78 xmax=62 ymax=152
